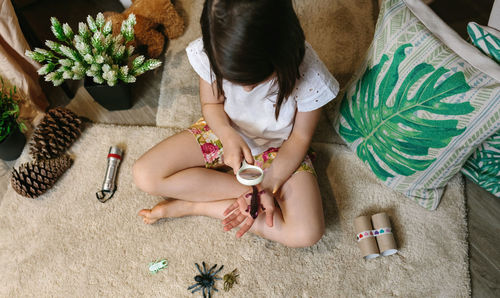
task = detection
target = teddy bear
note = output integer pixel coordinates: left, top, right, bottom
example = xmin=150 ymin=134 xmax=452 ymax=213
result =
xmin=104 ymin=0 xmax=184 ymax=58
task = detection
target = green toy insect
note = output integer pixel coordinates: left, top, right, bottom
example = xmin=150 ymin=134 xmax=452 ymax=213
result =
xmin=223 ymin=269 xmax=239 ymax=291
xmin=148 ymin=259 xmax=168 ymax=274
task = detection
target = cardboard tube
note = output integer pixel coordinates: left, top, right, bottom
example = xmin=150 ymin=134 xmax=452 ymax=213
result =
xmin=354 ymin=216 xmax=380 ymax=259
xmin=371 ymin=212 xmax=398 ymax=256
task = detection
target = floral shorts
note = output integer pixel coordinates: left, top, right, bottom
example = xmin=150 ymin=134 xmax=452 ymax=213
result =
xmin=187 ymin=118 xmax=316 ymax=176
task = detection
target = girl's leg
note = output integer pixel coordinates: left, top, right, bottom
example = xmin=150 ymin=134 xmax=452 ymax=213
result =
xmin=238 ymin=171 xmax=325 ymax=247
xmin=146 ymin=171 xmax=325 ymax=248
xmin=133 ymin=130 xmax=250 ymax=201
xmin=134 ymin=131 xmax=324 ymax=247
xmin=140 ymin=198 xmax=234 ymax=224
xmin=134 ymin=130 xmax=250 ymax=223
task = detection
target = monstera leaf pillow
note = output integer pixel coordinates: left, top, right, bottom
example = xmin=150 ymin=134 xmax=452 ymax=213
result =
xmin=460 ymin=22 xmax=500 ymax=197
xmin=467 ymin=22 xmax=500 ymax=63
xmin=461 ymin=132 xmax=500 ymax=197
xmin=333 ymin=0 xmax=500 ymax=210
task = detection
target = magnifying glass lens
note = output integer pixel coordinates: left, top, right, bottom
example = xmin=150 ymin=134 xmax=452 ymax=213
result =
xmin=237 ymin=160 xmax=264 ymax=186
xmin=239 ymin=168 xmax=262 ymax=180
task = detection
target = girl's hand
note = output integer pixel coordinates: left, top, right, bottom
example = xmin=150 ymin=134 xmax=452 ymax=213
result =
xmin=220 ymin=130 xmax=253 ymax=174
xmin=222 ymin=185 xmax=275 ymax=238
xmin=222 ymin=193 xmax=254 ymax=238
xmin=257 ymin=187 xmax=275 ymax=228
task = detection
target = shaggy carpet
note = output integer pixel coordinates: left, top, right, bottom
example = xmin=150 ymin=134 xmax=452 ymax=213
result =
xmin=0 ymin=124 xmax=469 ymax=296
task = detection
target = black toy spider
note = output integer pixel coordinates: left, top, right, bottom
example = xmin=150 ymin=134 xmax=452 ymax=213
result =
xmin=187 ymin=262 xmax=224 ymax=298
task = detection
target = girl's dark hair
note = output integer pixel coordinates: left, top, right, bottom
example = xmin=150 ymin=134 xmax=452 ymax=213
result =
xmin=200 ymin=0 xmax=305 ymax=119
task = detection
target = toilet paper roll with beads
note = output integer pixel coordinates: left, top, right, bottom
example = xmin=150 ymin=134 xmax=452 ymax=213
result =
xmin=371 ymin=212 xmax=398 ymax=256
xmin=354 ymin=215 xmax=380 ymax=259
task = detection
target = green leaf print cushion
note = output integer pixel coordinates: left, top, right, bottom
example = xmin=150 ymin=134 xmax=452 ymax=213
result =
xmin=467 ymin=22 xmax=500 ymax=63
xmin=340 ymin=43 xmax=473 ymax=180
xmin=462 ymin=22 xmax=500 ymax=198
xmin=333 ymin=0 xmax=500 ymax=210
xmin=462 ymin=131 xmax=500 ymax=197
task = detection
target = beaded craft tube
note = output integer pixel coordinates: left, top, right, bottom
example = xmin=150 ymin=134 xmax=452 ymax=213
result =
xmin=371 ymin=212 xmax=398 ymax=256
xmin=354 ymin=215 xmax=380 ymax=259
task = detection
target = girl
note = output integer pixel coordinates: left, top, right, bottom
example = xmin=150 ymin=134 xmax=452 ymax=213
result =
xmin=134 ymin=0 xmax=339 ymax=248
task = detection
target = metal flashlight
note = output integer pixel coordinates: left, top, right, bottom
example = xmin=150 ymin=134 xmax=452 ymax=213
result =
xmin=96 ymin=146 xmax=123 ymax=203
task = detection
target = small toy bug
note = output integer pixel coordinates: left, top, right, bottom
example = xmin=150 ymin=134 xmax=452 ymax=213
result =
xmin=223 ymin=268 xmax=239 ymax=291
xmin=149 ymin=259 xmax=168 ymax=274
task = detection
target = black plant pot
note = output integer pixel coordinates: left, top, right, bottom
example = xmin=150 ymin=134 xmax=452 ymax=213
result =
xmin=84 ymin=77 xmax=132 ymax=111
xmin=0 ymin=126 xmax=26 ymax=161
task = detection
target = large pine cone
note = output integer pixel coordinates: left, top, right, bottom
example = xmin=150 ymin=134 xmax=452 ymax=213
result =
xmin=30 ymin=107 xmax=82 ymax=160
xmin=11 ymin=155 xmax=73 ymax=198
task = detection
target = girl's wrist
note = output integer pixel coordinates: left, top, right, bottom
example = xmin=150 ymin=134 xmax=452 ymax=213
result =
xmin=260 ymin=178 xmax=280 ymax=197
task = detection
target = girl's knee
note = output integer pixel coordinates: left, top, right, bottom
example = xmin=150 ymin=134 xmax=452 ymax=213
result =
xmin=132 ymin=159 xmax=160 ymax=195
xmin=285 ymin=222 xmax=325 ymax=248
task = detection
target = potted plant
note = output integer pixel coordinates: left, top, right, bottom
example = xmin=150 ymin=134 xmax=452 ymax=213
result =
xmin=26 ymin=13 xmax=161 ymax=110
xmin=0 ymin=78 xmax=27 ymax=161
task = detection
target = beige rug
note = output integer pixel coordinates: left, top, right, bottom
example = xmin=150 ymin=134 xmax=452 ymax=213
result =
xmin=0 ymin=124 xmax=469 ymax=296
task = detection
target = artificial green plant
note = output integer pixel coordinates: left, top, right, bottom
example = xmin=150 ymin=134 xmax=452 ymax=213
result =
xmin=0 ymin=77 xmax=26 ymax=142
xmin=26 ymin=13 xmax=161 ymax=86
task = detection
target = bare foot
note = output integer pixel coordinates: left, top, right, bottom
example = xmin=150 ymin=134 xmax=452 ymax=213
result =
xmin=138 ymin=199 xmax=193 ymax=224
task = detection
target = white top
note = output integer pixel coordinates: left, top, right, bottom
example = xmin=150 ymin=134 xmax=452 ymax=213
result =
xmin=186 ymin=37 xmax=339 ymax=155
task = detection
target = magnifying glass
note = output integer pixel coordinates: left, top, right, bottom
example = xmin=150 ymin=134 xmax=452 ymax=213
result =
xmin=236 ymin=160 xmax=264 ymax=186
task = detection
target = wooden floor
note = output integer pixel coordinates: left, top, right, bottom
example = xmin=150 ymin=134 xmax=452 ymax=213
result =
xmin=467 ymin=183 xmax=500 ymax=297
xmin=4 ymin=0 xmax=499 ymax=296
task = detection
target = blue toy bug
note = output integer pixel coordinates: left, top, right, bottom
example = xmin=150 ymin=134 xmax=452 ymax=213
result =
xmin=187 ymin=262 xmax=224 ymax=298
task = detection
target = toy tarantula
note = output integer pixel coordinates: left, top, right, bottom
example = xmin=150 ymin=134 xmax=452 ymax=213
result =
xmin=187 ymin=262 xmax=224 ymax=298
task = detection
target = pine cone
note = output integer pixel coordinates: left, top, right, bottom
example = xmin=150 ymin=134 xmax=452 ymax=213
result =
xmin=11 ymin=155 xmax=73 ymax=199
xmin=30 ymin=107 xmax=82 ymax=160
